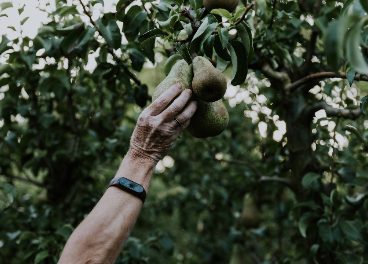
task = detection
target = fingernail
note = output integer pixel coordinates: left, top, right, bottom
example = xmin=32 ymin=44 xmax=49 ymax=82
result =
xmin=176 ymin=83 xmax=182 ymax=90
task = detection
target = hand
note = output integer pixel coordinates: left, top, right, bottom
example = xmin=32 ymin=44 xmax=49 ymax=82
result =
xmin=127 ymin=83 xmax=197 ymax=165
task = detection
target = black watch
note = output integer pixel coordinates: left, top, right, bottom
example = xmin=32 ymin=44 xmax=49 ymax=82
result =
xmin=108 ymin=177 xmax=146 ymax=204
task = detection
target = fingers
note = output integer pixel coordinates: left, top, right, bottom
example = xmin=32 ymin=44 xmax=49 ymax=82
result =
xmin=174 ymin=101 xmax=197 ymax=124
xmin=161 ymin=89 xmax=193 ymax=121
xmin=148 ymin=83 xmax=182 ymax=116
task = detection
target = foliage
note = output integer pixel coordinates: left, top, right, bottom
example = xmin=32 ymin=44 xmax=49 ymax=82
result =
xmin=1 ymin=0 xmax=368 ymax=263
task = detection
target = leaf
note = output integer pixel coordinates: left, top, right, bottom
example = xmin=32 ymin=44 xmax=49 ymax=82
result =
xmin=234 ymin=7 xmax=246 ymax=20
xmin=346 ymin=68 xmax=356 ymax=87
xmin=123 ymin=6 xmax=147 ymax=33
xmin=293 ymin=201 xmax=321 ymax=211
xmin=360 ymin=95 xmax=368 ymax=115
xmin=0 ymin=35 xmax=11 ymax=55
xmin=325 ymin=20 xmax=343 ymax=72
xmin=255 ymin=0 xmax=267 ymax=15
xmin=346 ymin=19 xmax=368 ymax=75
xmin=211 ymin=9 xmax=232 ymax=22
xmin=37 ymin=26 xmax=55 ymax=35
xmin=189 ymin=0 xmax=203 ymax=10
xmin=0 ymin=2 xmax=13 ymax=11
xmin=361 ymin=0 xmax=368 ymax=12
xmin=299 ymin=212 xmax=319 ymax=238
xmin=158 ymin=14 xmax=178 ymax=30
xmin=235 ymin=23 xmax=251 ymax=58
xmin=76 ymin=27 xmax=96 ymax=49
xmin=139 ymin=20 xmax=155 ymax=63
xmin=134 ymin=84 xmax=148 ymax=107
xmin=61 ymin=25 xmax=85 ymax=54
xmin=218 ymin=27 xmax=229 ymax=49
xmin=318 ymin=222 xmax=334 ymax=244
xmin=164 ymin=55 xmax=183 ymax=76
xmin=92 ymin=0 xmax=104 ymax=6
xmin=176 ymin=44 xmax=192 ymax=65
xmin=20 ymin=52 xmax=36 ymax=69
xmin=21 ymin=17 xmax=29 ymax=25
xmin=203 ymin=35 xmax=215 ymax=58
xmin=337 ymin=167 xmax=356 ymax=182
xmin=229 ymin=41 xmax=248 ymax=86
xmin=138 ymin=28 xmax=166 ymax=46
xmin=302 ymin=172 xmax=320 ymax=188
xmin=214 ymin=35 xmax=231 ymax=61
xmin=97 ymin=19 xmax=122 ymax=49
xmin=56 ymin=224 xmax=74 ymax=241
xmin=57 ymin=6 xmax=79 ymax=18
xmin=190 ymin=18 xmax=218 ymax=53
xmin=34 ymin=250 xmax=49 ymax=264
xmin=341 ymin=0 xmax=354 ymax=16
xmin=310 ymin=244 xmax=319 ymax=264
xmin=339 ymin=219 xmax=363 ymax=241
xmin=216 ymin=55 xmax=228 ymax=72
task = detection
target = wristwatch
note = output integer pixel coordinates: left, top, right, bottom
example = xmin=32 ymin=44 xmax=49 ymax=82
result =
xmin=108 ymin=177 xmax=146 ymax=204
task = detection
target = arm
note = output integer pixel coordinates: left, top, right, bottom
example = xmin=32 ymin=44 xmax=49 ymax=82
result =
xmin=58 ymin=83 xmax=197 ymax=264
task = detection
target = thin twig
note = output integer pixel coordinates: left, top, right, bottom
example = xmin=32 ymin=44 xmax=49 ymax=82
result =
xmin=2 ymin=174 xmax=45 ymax=188
xmin=234 ymin=3 xmax=255 ymax=25
xmin=287 ymin=72 xmax=368 ymax=93
xmin=269 ymin=0 xmax=277 ymax=28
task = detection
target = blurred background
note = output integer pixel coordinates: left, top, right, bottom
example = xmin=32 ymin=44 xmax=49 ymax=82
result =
xmin=1 ymin=0 xmax=368 ymax=263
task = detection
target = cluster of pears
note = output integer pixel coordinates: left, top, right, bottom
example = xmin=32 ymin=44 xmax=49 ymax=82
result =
xmin=152 ymin=57 xmax=229 ymax=138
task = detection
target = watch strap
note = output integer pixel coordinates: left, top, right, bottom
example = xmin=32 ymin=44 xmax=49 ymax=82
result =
xmin=108 ymin=178 xmax=146 ymax=204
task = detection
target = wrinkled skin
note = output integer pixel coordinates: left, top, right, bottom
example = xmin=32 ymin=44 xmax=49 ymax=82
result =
xmin=129 ymin=83 xmax=198 ymax=163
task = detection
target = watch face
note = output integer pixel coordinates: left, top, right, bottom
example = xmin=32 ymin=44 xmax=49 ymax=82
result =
xmin=118 ymin=178 xmax=144 ymax=193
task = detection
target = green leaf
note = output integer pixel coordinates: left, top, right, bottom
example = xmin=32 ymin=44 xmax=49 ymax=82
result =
xmin=203 ymin=35 xmax=215 ymax=58
xmin=38 ymin=26 xmax=56 ymax=36
xmin=234 ymin=7 xmax=246 ymax=20
xmin=190 ymin=18 xmax=218 ymax=53
xmin=341 ymin=0 xmax=354 ymax=16
xmin=92 ymin=0 xmax=104 ymax=6
xmin=218 ymin=27 xmax=229 ymax=49
xmin=158 ymin=14 xmax=178 ymax=30
xmin=76 ymin=27 xmax=96 ymax=49
xmin=139 ymin=20 xmax=155 ymax=63
xmin=0 ymin=35 xmax=11 ymax=55
xmin=214 ymin=35 xmax=231 ymax=61
xmin=138 ymin=28 xmax=166 ymax=46
xmin=189 ymin=0 xmax=203 ymax=10
xmin=0 ymin=64 xmax=12 ymax=76
xmin=0 ymin=183 xmax=17 ymax=210
xmin=235 ymin=23 xmax=251 ymax=58
xmin=20 ymin=52 xmax=36 ymax=69
xmin=164 ymin=55 xmax=183 ymax=76
xmin=97 ymin=19 xmax=122 ymax=49
xmin=211 ymin=9 xmax=232 ymax=22
xmin=310 ymin=244 xmax=319 ymax=264
xmin=360 ymin=95 xmax=368 ymax=115
xmin=57 ymin=6 xmax=79 ymax=18
xmin=116 ymin=0 xmax=130 ymax=21
xmin=361 ymin=0 xmax=368 ymax=12
xmin=123 ymin=6 xmax=147 ymax=33
xmin=325 ymin=20 xmax=343 ymax=72
xmin=216 ymin=55 xmax=228 ymax=72
xmin=56 ymin=224 xmax=74 ymax=241
xmin=61 ymin=25 xmax=85 ymax=54
xmin=293 ymin=201 xmax=321 ymax=211
xmin=299 ymin=212 xmax=319 ymax=238
xmin=21 ymin=17 xmax=29 ymax=25
xmin=318 ymin=222 xmax=334 ymax=244
xmin=0 ymin=2 xmax=13 ymax=11
xmin=34 ymin=250 xmax=49 ymax=264
xmin=346 ymin=68 xmax=356 ymax=87
xmin=256 ymin=0 xmax=267 ymax=15
xmin=176 ymin=44 xmax=192 ymax=65
xmin=302 ymin=172 xmax=320 ymax=189
xmin=229 ymin=41 xmax=248 ymax=86
xmin=339 ymin=219 xmax=363 ymax=242
xmin=346 ymin=19 xmax=368 ymax=75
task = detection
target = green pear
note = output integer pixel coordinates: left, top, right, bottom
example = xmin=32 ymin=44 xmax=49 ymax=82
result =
xmin=152 ymin=59 xmax=193 ymax=102
xmin=240 ymin=195 xmax=261 ymax=229
xmin=203 ymin=0 xmax=239 ymax=12
xmin=187 ymin=99 xmax=229 ymax=138
xmin=192 ymin=56 xmax=227 ymax=103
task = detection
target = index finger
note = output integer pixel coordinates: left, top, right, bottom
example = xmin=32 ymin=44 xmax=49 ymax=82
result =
xmin=147 ymin=83 xmax=182 ymax=116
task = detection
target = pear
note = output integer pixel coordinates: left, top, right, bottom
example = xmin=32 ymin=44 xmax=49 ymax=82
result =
xmin=192 ymin=56 xmax=227 ymax=102
xmin=187 ymin=99 xmax=229 ymax=138
xmin=152 ymin=59 xmax=193 ymax=102
xmin=203 ymin=0 xmax=239 ymax=12
xmin=240 ymin=195 xmax=261 ymax=229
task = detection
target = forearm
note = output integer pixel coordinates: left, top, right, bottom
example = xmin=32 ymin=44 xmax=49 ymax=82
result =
xmin=58 ymin=150 xmax=155 ymax=264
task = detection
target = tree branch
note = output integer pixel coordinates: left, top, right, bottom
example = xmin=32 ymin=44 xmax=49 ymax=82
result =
xmin=305 ymin=101 xmax=363 ymax=121
xmin=269 ymin=0 xmax=277 ymax=28
xmin=79 ymin=0 xmax=141 ymax=86
xmin=216 ymin=159 xmax=264 ymax=177
xmin=2 ymin=174 xmax=44 ymax=188
xmin=261 ymin=62 xmax=291 ymax=88
xmin=234 ymin=2 xmax=255 ymax=25
xmin=287 ymin=72 xmax=368 ymax=93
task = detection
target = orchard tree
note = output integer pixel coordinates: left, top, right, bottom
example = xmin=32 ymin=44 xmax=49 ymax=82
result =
xmin=1 ymin=0 xmax=368 ymax=263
